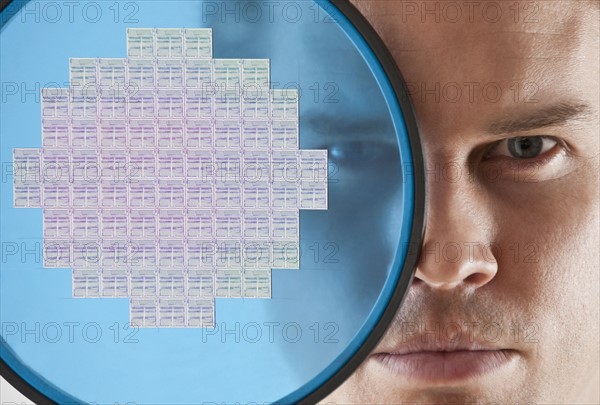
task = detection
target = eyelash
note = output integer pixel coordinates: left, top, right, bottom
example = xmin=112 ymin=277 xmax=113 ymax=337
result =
xmin=480 ymin=136 xmax=567 ymax=181
xmin=484 ymin=136 xmax=560 ymax=161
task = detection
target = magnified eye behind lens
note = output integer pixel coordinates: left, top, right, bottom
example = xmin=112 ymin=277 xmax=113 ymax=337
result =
xmin=0 ymin=1 xmax=424 ymax=403
xmin=329 ymin=141 xmax=399 ymax=166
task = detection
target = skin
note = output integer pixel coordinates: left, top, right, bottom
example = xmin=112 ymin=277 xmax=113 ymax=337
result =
xmin=323 ymin=1 xmax=600 ymax=404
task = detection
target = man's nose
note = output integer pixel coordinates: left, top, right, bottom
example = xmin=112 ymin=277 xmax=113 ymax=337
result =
xmin=413 ymin=162 xmax=498 ymax=291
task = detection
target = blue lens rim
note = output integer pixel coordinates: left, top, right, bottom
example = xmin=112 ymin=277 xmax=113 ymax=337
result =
xmin=287 ymin=1 xmax=425 ymax=403
xmin=0 ymin=1 xmax=426 ymax=403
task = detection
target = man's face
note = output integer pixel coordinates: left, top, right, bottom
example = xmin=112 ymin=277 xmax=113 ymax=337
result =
xmin=326 ymin=1 xmax=600 ymax=404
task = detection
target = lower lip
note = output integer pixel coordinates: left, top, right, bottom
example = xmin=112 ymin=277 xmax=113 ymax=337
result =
xmin=372 ymin=350 xmax=517 ymax=383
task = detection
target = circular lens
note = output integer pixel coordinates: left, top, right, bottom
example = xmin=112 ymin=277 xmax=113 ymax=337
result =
xmin=0 ymin=1 xmax=424 ymax=403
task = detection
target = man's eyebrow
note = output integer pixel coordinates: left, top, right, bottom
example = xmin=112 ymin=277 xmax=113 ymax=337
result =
xmin=487 ymin=101 xmax=595 ymax=135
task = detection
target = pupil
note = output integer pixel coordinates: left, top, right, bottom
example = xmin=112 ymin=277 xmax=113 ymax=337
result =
xmin=508 ymin=137 xmax=543 ymax=158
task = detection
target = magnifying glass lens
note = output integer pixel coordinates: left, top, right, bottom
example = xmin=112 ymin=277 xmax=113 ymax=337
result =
xmin=0 ymin=1 xmax=424 ymax=403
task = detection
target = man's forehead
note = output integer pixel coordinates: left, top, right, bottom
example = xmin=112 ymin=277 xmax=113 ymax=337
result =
xmin=349 ymin=1 xmax=594 ymax=57
xmin=348 ymin=0 xmax=599 ymax=139
xmin=349 ymin=0 xmax=597 ymax=24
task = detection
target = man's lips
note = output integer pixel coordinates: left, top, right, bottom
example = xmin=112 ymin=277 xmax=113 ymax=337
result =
xmin=371 ymin=338 xmax=518 ymax=383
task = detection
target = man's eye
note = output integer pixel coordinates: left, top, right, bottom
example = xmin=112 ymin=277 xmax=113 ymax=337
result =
xmin=487 ymin=136 xmax=557 ymax=159
xmin=480 ymin=135 xmax=575 ymax=183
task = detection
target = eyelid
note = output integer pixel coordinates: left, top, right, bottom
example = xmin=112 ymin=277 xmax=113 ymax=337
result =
xmin=484 ymin=136 xmax=558 ymax=159
xmin=479 ymin=136 xmax=574 ymax=183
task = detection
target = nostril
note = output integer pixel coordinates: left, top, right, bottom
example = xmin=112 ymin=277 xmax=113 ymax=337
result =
xmin=464 ymin=272 xmax=491 ymax=286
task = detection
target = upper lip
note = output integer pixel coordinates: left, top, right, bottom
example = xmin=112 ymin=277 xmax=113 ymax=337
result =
xmin=373 ymin=334 xmax=511 ymax=356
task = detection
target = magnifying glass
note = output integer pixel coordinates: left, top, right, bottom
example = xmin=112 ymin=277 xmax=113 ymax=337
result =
xmin=0 ymin=1 xmax=425 ymax=403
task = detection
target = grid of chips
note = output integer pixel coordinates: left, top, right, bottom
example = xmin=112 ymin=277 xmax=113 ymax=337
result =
xmin=12 ymin=28 xmax=328 ymax=328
